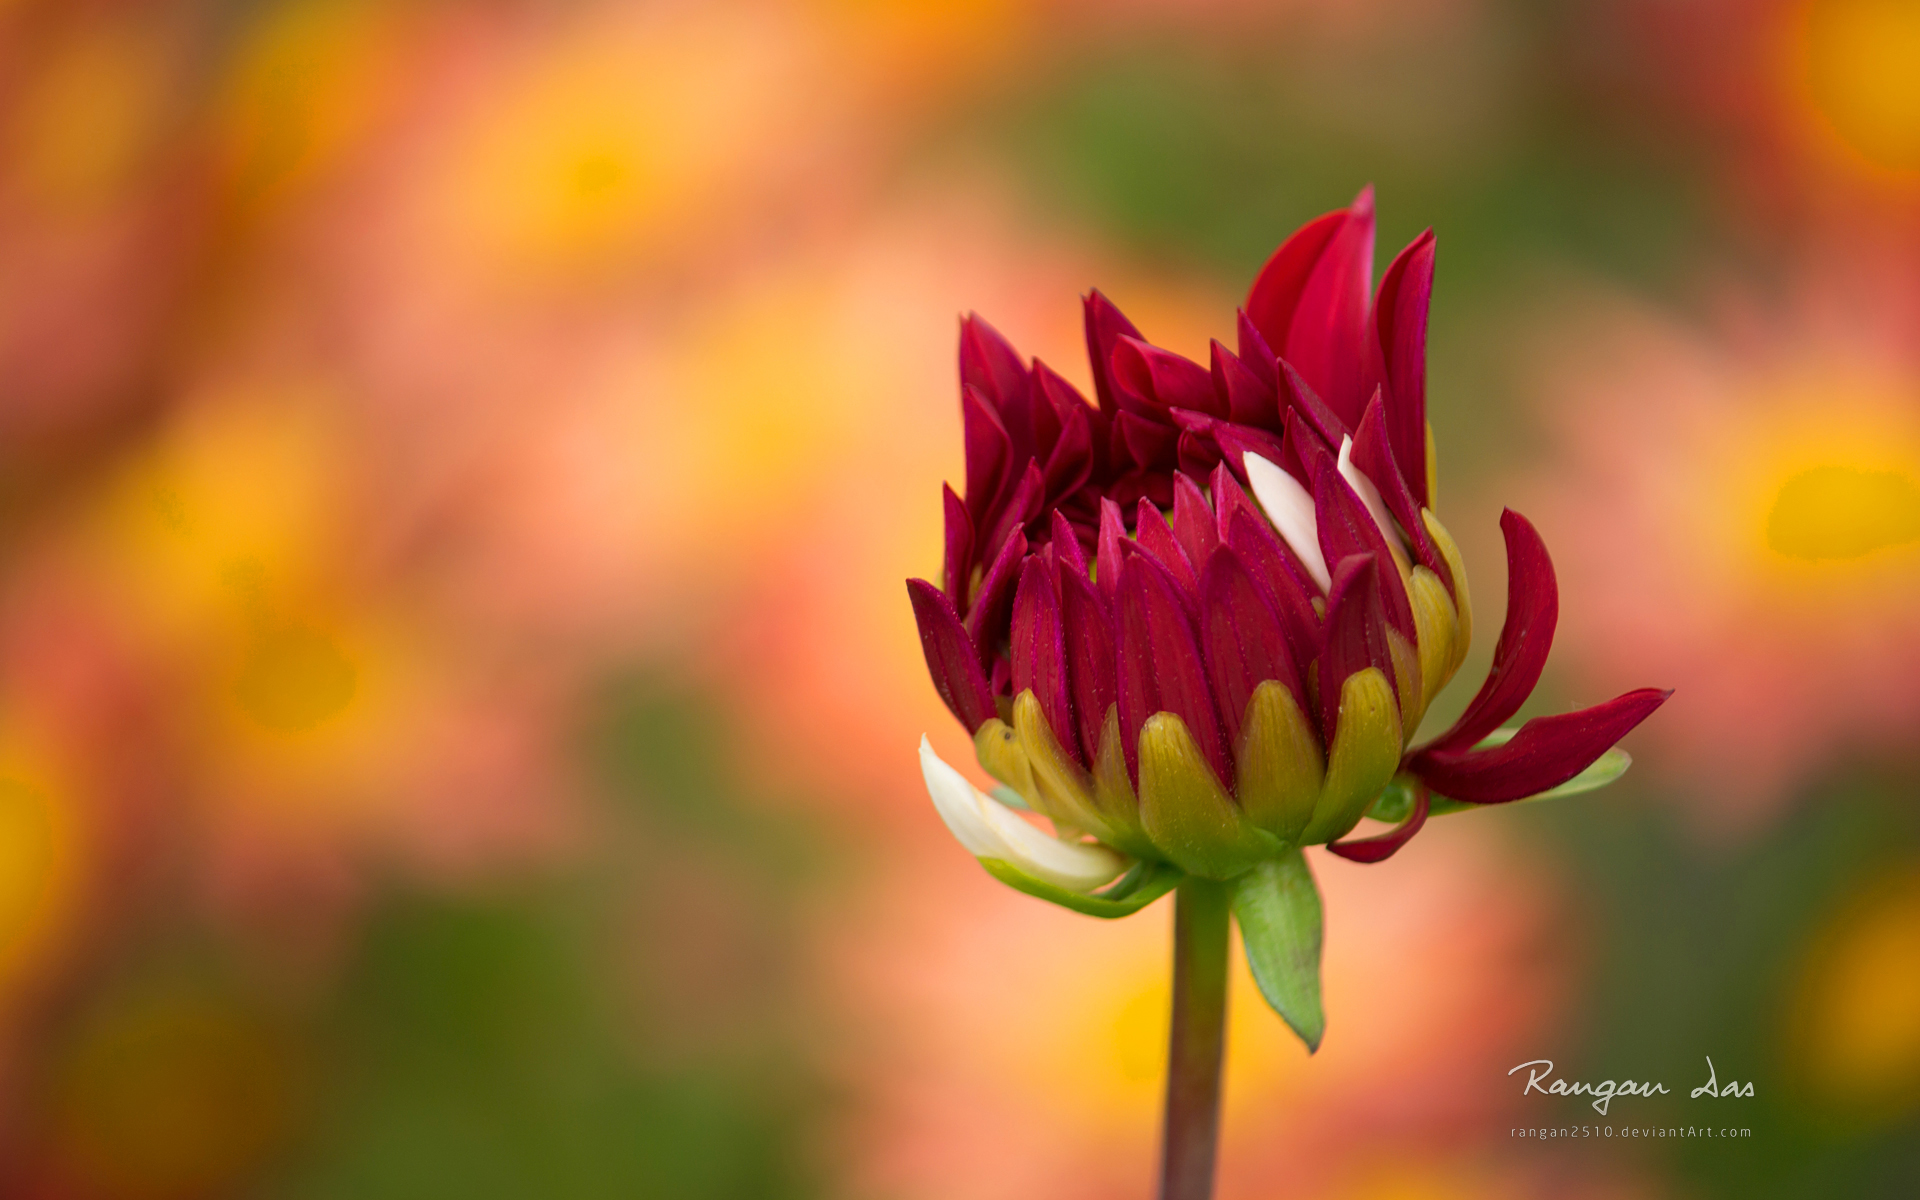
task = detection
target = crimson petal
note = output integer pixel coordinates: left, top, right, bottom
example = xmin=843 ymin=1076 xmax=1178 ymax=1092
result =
xmin=1134 ymin=497 xmax=1197 ymax=594
xmin=1283 ymin=186 xmax=1376 ymax=427
xmin=1119 ymin=552 xmax=1229 ymax=787
xmin=1420 ymin=509 xmax=1555 ymax=755
xmin=1050 ymin=508 xmax=1089 ymax=583
xmin=1060 ymin=566 xmax=1117 ymax=769
xmin=1224 ymin=509 xmax=1321 ymax=668
xmin=908 ymin=578 xmax=998 ymax=732
xmin=1352 ymin=391 xmax=1447 ymax=590
xmin=1235 ymin=308 xmax=1277 ymax=389
xmin=1312 ymin=457 xmax=1416 ymax=640
xmin=1199 ymin=545 xmax=1304 ymax=749
xmin=964 ymin=528 xmax=1028 ymax=658
xmin=1084 ymin=289 xmax=1145 ymax=417
xmin=1012 ymin=556 xmax=1076 ymax=762
xmin=942 ymin=483 xmax=974 ymax=609
xmin=1319 ymin=554 xmax=1395 ymax=740
xmin=1327 ymin=783 xmax=1428 ymax=863
xmin=961 ymin=384 xmax=1011 ymax=527
xmin=1211 ymin=339 xmax=1277 ymax=428
xmin=1246 ymin=207 xmax=1346 ymax=353
xmin=1171 ymin=472 xmax=1220 ymax=568
xmin=1372 ymin=230 xmax=1435 ymax=506
xmin=1115 ymin=336 xmax=1220 ymax=416
xmin=1412 ymin=689 xmax=1673 ymax=804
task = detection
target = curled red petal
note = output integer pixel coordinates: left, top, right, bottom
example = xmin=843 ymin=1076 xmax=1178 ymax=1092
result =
xmin=1420 ymin=509 xmax=1556 ymax=756
xmin=1327 ymin=782 xmax=1429 ymax=863
xmin=1411 ymin=689 xmax=1673 ymax=804
xmin=908 ymin=578 xmax=998 ymax=732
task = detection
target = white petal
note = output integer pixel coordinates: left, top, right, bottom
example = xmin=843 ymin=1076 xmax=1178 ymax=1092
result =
xmin=919 ymin=737 xmax=1128 ymax=893
xmin=1337 ymin=435 xmax=1407 ymax=557
xmin=1244 ymin=452 xmax=1331 ymax=591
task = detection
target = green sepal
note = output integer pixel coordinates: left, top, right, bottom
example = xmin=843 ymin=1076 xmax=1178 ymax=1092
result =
xmin=978 ymin=857 xmax=1183 ymax=919
xmin=1231 ymin=850 xmax=1325 ymax=1052
xmin=1367 ymin=729 xmax=1636 ymax=822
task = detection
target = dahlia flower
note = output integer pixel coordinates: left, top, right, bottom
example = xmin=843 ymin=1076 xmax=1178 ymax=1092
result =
xmin=905 ymin=189 xmax=1668 ymax=1199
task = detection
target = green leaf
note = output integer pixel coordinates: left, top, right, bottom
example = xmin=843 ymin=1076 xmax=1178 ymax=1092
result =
xmin=1231 ymin=850 xmax=1324 ymax=1052
xmin=978 ymin=857 xmax=1182 ymax=918
xmin=989 ymin=785 xmax=1030 ymax=811
xmin=1365 ymin=731 xmax=1636 ymax=822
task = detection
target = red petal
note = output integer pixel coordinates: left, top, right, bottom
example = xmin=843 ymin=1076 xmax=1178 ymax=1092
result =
xmin=1084 ymin=289 xmax=1144 ymax=417
xmin=1319 ymin=554 xmax=1395 ymax=739
xmin=1412 ymin=689 xmax=1672 ymax=804
xmin=1284 ymin=186 xmax=1376 ymax=427
xmin=1372 ymin=230 xmax=1435 ymax=506
xmin=1352 ymin=390 xmax=1448 ymax=591
xmin=1060 ymin=566 xmax=1117 ymax=770
xmin=964 ymin=528 xmax=1028 ymax=660
xmin=961 ymin=384 xmax=1011 ymax=526
xmin=1171 ymin=472 xmax=1220 ymax=568
xmin=1012 ymin=556 xmax=1077 ymax=763
xmin=1134 ymin=497 xmax=1197 ymax=594
xmin=961 ymin=314 xmax=1032 ymax=461
xmin=1199 ymin=544 xmax=1304 ymax=749
xmin=1312 ymin=452 xmax=1415 ymax=639
xmin=1327 ymin=782 xmax=1428 ymax=863
xmin=908 ymin=578 xmax=998 ymax=732
xmin=1235 ymin=308 xmax=1277 ymax=389
xmin=1224 ymin=508 xmax=1322 ymax=668
xmin=1420 ymin=509 xmax=1555 ymax=755
xmin=1115 ymin=337 xmax=1220 ymax=416
xmin=1119 ymin=551 xmax=1228 ymax=787
xmin=1246 ymin=208 xmax=1346 ymax=353
xmin=942 ymin=483 xmax=974 ymax=610
xmin=1211 ymin=339 xmax=1278 ymax=428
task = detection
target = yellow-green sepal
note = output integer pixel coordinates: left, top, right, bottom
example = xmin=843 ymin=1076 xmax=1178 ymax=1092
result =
xmin=1234 ymin=680 xmax=1324 ymax=845
xmin=1300 ymin=668 xmax=1402 ymax=846
xmin=1232 ymin=849 xmax=1325 ymax=1053
xmin=1138 ymin=712 xmax=1283 ymax=880
xmin=979 ymin=857 xmax=1184 ymax=919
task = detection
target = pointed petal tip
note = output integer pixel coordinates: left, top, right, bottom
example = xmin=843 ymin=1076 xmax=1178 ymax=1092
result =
xmin=918 ymin=736 xmax=1128 ymax=892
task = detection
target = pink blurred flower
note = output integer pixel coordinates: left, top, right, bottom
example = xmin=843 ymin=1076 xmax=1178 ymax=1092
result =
xmin=1520 ymin=255 xmax=1920 ymax=826
xmin=822 ymin=819 xmax=1570 ymax=1200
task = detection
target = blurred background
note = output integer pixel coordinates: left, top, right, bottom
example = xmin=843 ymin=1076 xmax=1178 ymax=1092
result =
xmin=0 ymin=0 xmax=1917 ymax=1196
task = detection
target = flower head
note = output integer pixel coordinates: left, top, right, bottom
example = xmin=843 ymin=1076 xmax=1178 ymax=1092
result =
xmin=906 ymin=190 xmax=1669 ymax=1044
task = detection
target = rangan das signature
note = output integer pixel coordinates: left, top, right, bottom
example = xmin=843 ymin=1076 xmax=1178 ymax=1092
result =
xmin=1509 ymin=1057 xmax=1756 ymax=1115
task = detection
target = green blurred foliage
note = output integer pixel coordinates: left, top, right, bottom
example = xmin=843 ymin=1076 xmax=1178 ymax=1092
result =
xmin=264 ymin=677 xmax=830 ymax=1200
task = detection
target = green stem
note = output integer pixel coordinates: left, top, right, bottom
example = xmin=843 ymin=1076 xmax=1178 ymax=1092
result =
xmin=1157 ymin=876 xmax=1231 ymax=1200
